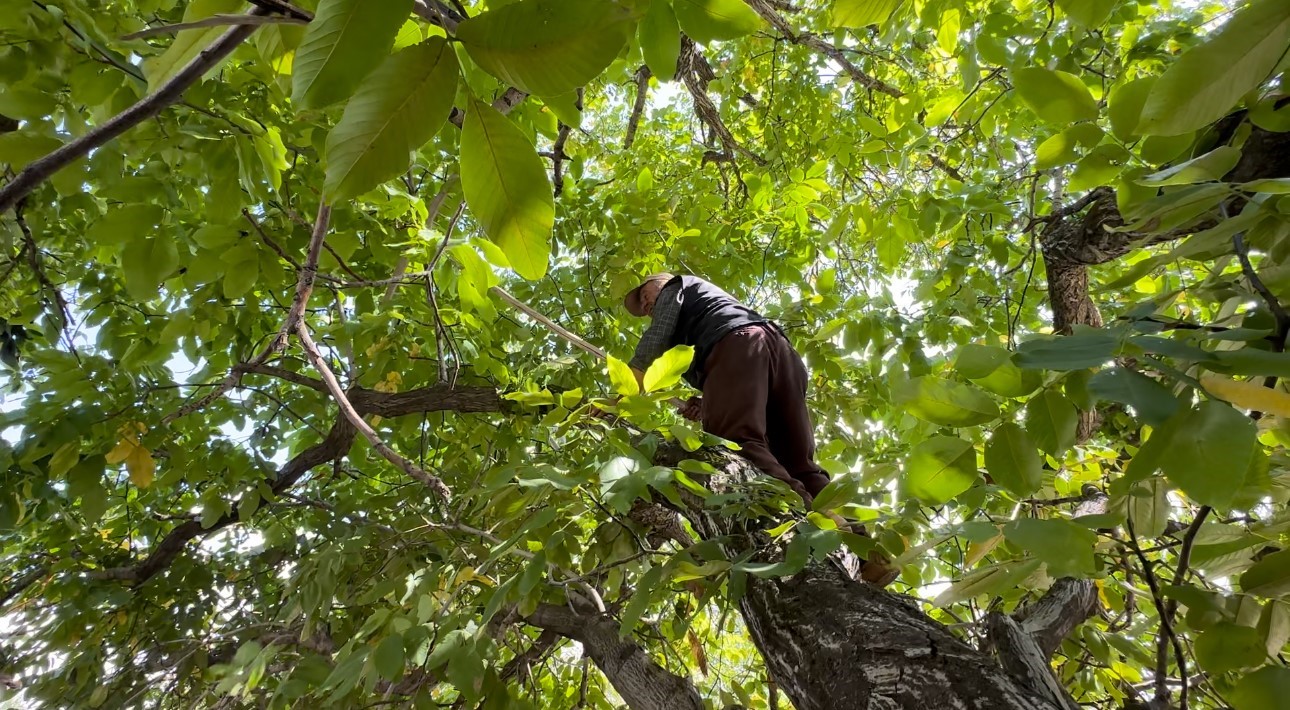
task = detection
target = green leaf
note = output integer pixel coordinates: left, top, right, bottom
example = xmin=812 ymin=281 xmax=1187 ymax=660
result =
xmin=955 ymin=344 xmax=1042 ymax=397
xmin=1232 ymin=667 xmax=1290 ymax=710
xmin=373 ymin=634 xmax=406 ymax=682
xmin=1024 ymin=391 xmax=1079 ymax=458
xmin=1107 ymin=76 xmax=1156 ymax=141
xmin=643 ymin=345 xmax=694 ymax=392
xmin=292 ymin=0 xmax=413 ymax=110
xmin=1159 ymin=402 xmax=1257 ymax=509
xmin=121 ymin=235 xmax=180 ymax=301
xmin=457 ymin=0 xmax=635 ymax=97
xmin=1011 ymin=67 xmax=1099 ymax=125
xmin=893 ymin=376 xmax=1001 ymax=427
xmin=323 ymin=38 xmax=459 ymax=200
xmin=1002 ymin=518 xmax=1098 ymax=577
xmin=933 ymin=559 xmax=1043 ymax=607
xmin=460 ymin=98 xmax=554 ymax=280
xmin=1194 ymin=622 xmax=1266 ymax=674
xmin=1054 ymin=0 xmax=1117 ymax=27
xmin=832 ymin=0 xmax=901 ymax=29
xmin=1137 ymin=146 xmax=1242 ymax=187
xmin=47 ymin=441 xmax=80 ymax=479
xmin=639 ymin=0 xmax=682 ymax=81
xmin=619 ymin=565 xmax=664 ymax=636
xmin=1125 ymin=478 xmax=1170 ymax=538
xmin=1087 ymin=367 xmax=1180 ymax=425
xmin=607 ymin=355 xmax=640 ymax=396
xmin=1241 ymin=549 xmax=1290 ymax=598
xmin=984 ymin=423 xmax=1043 ymax=497
xmin=1138 ymin=0 xmax=1290 ymax=136
xmin=673 ymin=0 xmax=764 ymax=44
xmin=1240 ymin=178 xmax=1290 ymax=194
xmin=902 ymin=435 xmax=979 ymax=505
xmin=143 ymin=0 xmax=243 ymax=92
xmin=1014 ymin=331 xmax=1118 ymax=370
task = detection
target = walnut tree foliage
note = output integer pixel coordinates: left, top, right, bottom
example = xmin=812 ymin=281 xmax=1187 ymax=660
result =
xmin=2 ymin=0 xmax=1290 ymax=707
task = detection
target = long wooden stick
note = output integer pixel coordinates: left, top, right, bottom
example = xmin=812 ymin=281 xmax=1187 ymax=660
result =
xmin=490 ymin=286 xmax=608 ymax=361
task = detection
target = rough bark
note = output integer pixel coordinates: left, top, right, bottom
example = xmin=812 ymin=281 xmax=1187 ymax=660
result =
xmin=526 ymin=603 xmax=704 ymax=710
xmin=653 ymin=445 xmax=1063 ymax=710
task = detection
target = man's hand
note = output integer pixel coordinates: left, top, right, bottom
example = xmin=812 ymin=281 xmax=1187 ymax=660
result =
xmin=677 ymin=396 xmax=703 ymax=422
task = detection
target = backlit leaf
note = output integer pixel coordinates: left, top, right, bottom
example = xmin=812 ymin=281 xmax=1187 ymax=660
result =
xmin=292 ymin=0 xmax=413 ymax=110
xmin=460 ymin=98 xmax=554 ymax=280
xmin=1138 ymin=0 xmax=1290 ymax=136
xmin=893 ymin=376 xmax=1000 ymax=427
xmin=902 ymin=436 xmax=978 ymax=505
xmin=643 ymin=345 xmax=694 ymax=392
xmin=324 ymin=38 xmax=459 ymax=200
xmin=1159 ymin=402 xmax=1257 ymax=509
xmin=640 ymin=0 xmax=682 ymax=81
xmin=984 ymin=423 xmax=1043 ymax=497
xmin=607 ymin=355 xmax=640 ymax=396
xmin=832 ymin=0 xmax=901 ymax=29
xmin=1002 ymin=518 xmax=1098 ymax=578
xmin=457 ymin=0 xmax=635 ymax=97
xmin=1011 ymin=67 xmax=1098 ymax=125
xmin=673 ymin=0 xmax=764 ymax=44
xmin=1024 ymin=391 xmax=1079 ymax=457
xmin=143 ymin=0 xmax=242 ymax=92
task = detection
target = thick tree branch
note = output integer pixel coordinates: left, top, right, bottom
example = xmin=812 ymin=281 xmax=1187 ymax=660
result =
xmin=680 ymin=40 xmax=766 ymax=166
xmin=526 ymin=603 xmax=704 ymax=710
xmin=624 ymin=65 xmax=651 ymax=150
xmin=651 ymin=444 xmax=1062 ymax=710
xmin=0 ymin=7 xmax=271 ymax=214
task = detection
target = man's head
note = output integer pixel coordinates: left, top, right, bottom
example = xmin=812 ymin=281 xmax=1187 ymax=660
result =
xmin=624 ymin=273 xmax=675 ymax=317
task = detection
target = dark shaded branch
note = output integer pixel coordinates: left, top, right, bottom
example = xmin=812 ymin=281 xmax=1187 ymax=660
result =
xmin=986 ymin=613 xmax=1080 ymax=710
xmin=0 ymin=7 xmax=271 ymax=214
xmin=680 ymin=40 xmax=766 ymax=166
xmin=526 ymin=603 xmax=704 ymax=710
xmin=624 ymin=65 xmax=651 ymax=150
xmin=412 ymin=0 xmax=466 ymax=32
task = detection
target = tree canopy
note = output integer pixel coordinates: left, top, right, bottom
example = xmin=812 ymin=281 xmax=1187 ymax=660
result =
xmin=3 ymin=0 xmax=1290 ymax=708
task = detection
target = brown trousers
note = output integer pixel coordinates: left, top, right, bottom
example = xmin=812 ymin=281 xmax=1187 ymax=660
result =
xmin=701 ymin=324 xmax=829 ymax=500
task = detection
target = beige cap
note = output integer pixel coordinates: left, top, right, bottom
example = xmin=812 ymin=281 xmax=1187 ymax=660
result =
xmin=623 ymin=273 xmax=675 ymax=316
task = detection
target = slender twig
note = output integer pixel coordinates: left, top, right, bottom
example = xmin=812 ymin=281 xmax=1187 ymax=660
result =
xmin=1234 ymin=232 xmax=1290 ymax=347
xmin=296 ymin=324 xmax=453 ymax=500
xmin=242 ymin=209 xmax=301 ymax=270
xmin=0 ymin=8 xmax=271 ymax=213
xmin=162 ymin=202 xmax=331 ymax=425
xmin=1127 ymin=518 xmax=1188 ymax=709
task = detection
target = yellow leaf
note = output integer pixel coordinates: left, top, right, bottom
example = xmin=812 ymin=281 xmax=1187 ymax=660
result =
xmin=1200 ymin=374 xmax=1290 ymax=417
xmin=105 ymin=439 xmax=133 ymax=465
xmin=125 ymin=445 xmax=155 ymax=488
xmin=965 ymin=532 xmax=1003 ymax=567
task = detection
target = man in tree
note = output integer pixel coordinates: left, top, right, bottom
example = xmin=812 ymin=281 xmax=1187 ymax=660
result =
xmin=624 ymin=273 xmax=833 ymax=505
xmin=624 ymin=274 xmax=898 ymax=586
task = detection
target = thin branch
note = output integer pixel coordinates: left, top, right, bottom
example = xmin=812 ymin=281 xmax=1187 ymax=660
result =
xmin=1234 ymin=232 xmax=1290 ymax=339
xmin=552 ymin=123 xmax=572 ymax=197
xmin=0 ymin=7 xmax=271 ymax=214
xmin=120 ymin=13 xmax=304 ymax=40
xmin=162 ymin=202 xmax=331 ymax=426
xmin=295 ymin=323 xmax=453 ymax=501
xmin=242 ymin=209 xmax=301 ymax=270
xmin=1127 ymin=517 xmax=1188 ymax=709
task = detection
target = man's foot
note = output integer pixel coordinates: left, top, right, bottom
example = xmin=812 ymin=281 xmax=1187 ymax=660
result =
xmin=859 ymin=550 xmax=900 ymax=588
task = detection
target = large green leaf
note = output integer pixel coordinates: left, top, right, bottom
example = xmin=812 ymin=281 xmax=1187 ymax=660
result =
xmin=1054 ymin=0 xmax=1118 ymax=27
xmin=643 ymin=345 xmax=694 ymax=392
xmin=1137 ymin=146 xmax=1242 ymax=187
xmin=143 ymin=0 xmax=242 ymax=92
xmin=902 ymin=436 xmax=978 ymax=505
xmin=1241 ymin=549 xmax=1290 ymax=598
xmin=1158 ymin=402 xmax=1257 ymax=509
xmin=1011 ymin=67 xmax=1099 ymax=125
xmin=832 ymin=0 xmax=901 ymax=29
xmin=984 ymin=423 xmax=1043 ymax=497
xmin=1024 ymin=391 xmax=1078 ymax=458
xmin=1013 ymin=332 xmax=1118 ymax=370
xmin=1087 ymin=367 xmax=1180 ymax=425
xmin=1107 ymin=76 xmax=1155 ymax=141
xmin=1138 ymin=0 xmax=1290 ymax=136
xmin=673 ymin=0 xmax=764 ymax=44
xmin=1194 ymin=622 xmax=1266 ymax=674
xmin=456 ymin=0 xmax=635 ymax=97
xmin=639 ymin=0 xmax=682 ymax=81
xmin=893 ymin=376 xmax=1000 ymax=427
xmin=1124 ymin=478 xmax=1170 ymax=538
xmin=1232 ymin=667 xmax=1290 ymax=710
xmin=1002 ymin=518 xmax=1098 ymax=577
xmin=324 ymin=38 xmax=459 ymax=200
xmin=955 ymin=344 xmax=1042 ymax=397
xmin=291 ymin=0 xmax=413 ymax=110
xmin=460 ymin=98 xmax=554 ymax=281
xmin=120 ymin=235 xmax=180 ymax=301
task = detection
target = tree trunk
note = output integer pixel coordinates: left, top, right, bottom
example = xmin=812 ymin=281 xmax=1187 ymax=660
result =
xmin=653 ymin=445 xmax=1063 ymax=710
